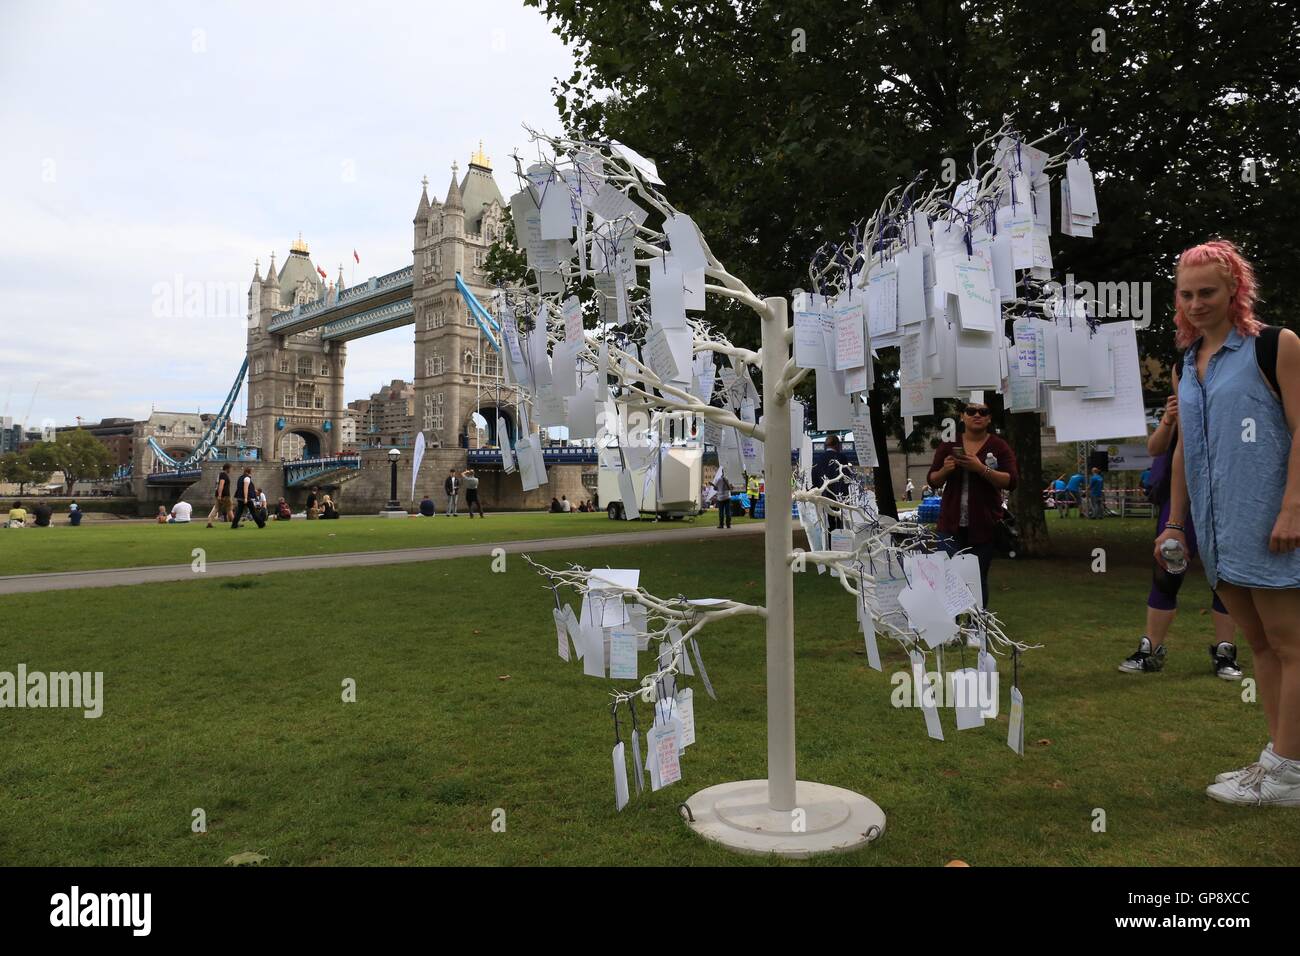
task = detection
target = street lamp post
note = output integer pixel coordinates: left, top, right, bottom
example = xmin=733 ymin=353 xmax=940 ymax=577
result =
xmin=385 ymin=447 xmax=402 ymax=513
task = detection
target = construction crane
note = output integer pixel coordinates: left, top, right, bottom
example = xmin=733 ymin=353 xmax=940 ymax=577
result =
xmin=21 ymin=383 xmax=40 ymax=436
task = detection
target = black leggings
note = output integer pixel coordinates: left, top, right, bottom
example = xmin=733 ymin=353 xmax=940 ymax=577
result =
xmin=1148 ymin=563 xmax=1228 ymax=613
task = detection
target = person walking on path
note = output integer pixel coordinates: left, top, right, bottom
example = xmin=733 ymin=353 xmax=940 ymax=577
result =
xmin=1154 ymin=239 xmax=1300 ymax=806
xmin=461 ymin=469 xmax=484 ymax=517
xmin=927 ymin=400 xmax=1019 ymax=608
xmin=207 ymin=465 xmax=232 ymax=527
xmin=445 ymin=470 xmax=460 ymax=516
xmin=1120 ymin=378 xmax=1241 ymax=678
xmin=230 ymin=467 xmax=261 ymax=529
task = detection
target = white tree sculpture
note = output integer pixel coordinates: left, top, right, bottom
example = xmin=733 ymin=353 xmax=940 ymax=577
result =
xmin=495 ymin=121 xmax=1072 ymax=856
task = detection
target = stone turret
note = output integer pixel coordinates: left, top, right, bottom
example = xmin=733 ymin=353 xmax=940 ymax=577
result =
xmin=414 ymin=175 xmax=431 ymax=251
xmin=261 ymin=252 xmax=280 ymax=311
xmin=247 ymin=259 xmax=263 ymax=327
xmin=442 ymin=162 xmax=464 ymax=241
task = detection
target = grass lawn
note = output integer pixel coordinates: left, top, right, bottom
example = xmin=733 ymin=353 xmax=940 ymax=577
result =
xmin=0 ymin=510 xmax=756 ymax=577
xmin=2 ymin=518 xmax=1296 ymax=867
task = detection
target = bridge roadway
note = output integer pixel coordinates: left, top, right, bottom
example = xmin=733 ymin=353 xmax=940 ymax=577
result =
xmin=0 ymin=523 xmax=765 ymax=595
xmin=265 ymin=264 xmax=415 ymax=340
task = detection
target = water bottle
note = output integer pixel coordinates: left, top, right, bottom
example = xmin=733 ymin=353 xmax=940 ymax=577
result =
xmin=1160 ymin=537 xmax=1188 ymax=575
xmin=984 ymin=453 xmax=997 ymax=470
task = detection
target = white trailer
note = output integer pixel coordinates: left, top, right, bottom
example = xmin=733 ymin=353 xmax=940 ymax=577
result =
xmin=598 ymin=444 xmax=703 ymax=520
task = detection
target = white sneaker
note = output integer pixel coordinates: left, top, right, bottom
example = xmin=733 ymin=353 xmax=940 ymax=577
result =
xmin=1206 ymin=755 xmax=1300 ymax=806
xmin=1215 ymin=742 xmax=1276 ymax=784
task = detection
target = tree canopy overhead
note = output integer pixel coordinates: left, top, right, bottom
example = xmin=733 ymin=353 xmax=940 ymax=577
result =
xmin=527 ymin=0 xmax=1299 ymax=375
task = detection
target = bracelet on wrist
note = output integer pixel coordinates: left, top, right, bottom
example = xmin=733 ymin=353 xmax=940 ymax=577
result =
xmin=1164 ymin=521 xmax=1185 ymax=532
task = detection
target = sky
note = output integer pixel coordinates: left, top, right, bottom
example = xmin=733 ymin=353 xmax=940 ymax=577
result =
xmin=0 ymin=0 xmax=576 ymax=429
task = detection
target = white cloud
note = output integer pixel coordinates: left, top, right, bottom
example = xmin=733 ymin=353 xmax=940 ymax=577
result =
xmin=0 ymin=0 xmax=575 ymax=427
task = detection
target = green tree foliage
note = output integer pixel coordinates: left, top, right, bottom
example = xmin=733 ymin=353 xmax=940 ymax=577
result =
xmin=0 ymin=452 xmax=45 ymax=495
xmin=524 ymin=0 xmax=1299 ymax=552
xmin=484 ymin=207 xmax=530 ymax=288
xmin=27 ymin=430 xmax=113 ymax=493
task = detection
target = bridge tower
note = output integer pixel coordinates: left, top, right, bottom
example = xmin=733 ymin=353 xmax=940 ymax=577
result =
xmin=245 ymin=237 xmax=348 ymax=460
xmin=411 ymin=147 xmax=507 ymax=451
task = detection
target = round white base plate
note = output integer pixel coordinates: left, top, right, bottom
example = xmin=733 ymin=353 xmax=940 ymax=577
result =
xmin=683 ymin=779 xmax=885 ymax=857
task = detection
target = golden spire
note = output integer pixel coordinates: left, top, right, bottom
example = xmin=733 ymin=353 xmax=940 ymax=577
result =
xmin=470 ymin=140 xmax=491 ymax=170
xmin=290 ymin=231 xmax=309 ymax=255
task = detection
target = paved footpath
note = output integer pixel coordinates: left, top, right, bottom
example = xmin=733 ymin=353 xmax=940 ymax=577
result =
xmin=0 ymin=524 xmax=766 ymax=595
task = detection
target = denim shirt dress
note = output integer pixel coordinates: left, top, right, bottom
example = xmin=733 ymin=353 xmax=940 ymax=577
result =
xmin=1179 ymin=327 xmax=1300 ymax=589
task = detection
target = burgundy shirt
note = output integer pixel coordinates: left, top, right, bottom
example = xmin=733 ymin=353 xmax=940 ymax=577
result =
xmin=927 ymin=434 xmax=1019 ymax=545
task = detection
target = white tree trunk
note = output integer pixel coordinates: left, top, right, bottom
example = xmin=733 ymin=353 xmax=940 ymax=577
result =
xmin=761 ymin=295 xmax=796 ymax=811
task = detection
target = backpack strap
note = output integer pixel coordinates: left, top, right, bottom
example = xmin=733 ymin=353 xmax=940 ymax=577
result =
xmin=1256 ymin=325 xmax=1282 ymax=396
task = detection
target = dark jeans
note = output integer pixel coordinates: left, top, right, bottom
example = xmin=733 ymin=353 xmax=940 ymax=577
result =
xmin=718 ymin=499 xmax=732 ymax=528
xmin=747 ymin=497 xmax=757 ymax=519
xmin=937 ymin=529 xmax=994 ymax=608
xmin=465 ymin=491 xmax=484 ymax=517
xmin=231 ymin=500 xmax=263 ymax=528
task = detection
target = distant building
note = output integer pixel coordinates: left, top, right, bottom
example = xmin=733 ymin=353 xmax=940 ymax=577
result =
xmin=0 ymin=417 xmax=21 ymax=454
xmin=131 ymin=411 xmax=243 ymax=473
xmin=58 ymin=418 xmax=136 ymax=468
xmin=348 ymin=380 xmax=415 ymax=448
xmin=338 ymin=415 xmax=357 ymax=449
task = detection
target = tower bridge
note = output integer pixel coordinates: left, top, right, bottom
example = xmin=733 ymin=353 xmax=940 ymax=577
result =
xmin=138 ymin=148 xmax=597 ymax=513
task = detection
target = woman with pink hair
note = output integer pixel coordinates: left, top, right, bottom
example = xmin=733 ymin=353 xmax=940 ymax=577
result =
xmin=1155 ymin=239 xmax=1300 ymax=806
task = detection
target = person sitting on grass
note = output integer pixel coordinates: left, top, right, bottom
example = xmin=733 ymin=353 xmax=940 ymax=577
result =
xmin=156 ymin=505 xmax=169 ymax=524
xmin=7 ymin=502 xmax=28 ymax=528
xmin=32 ymin=501 xmax=53 ymax=527
xmin=550 ymin=497 xmax=562 ymax=513
xmin=276 ymin=498 xmax=292 ymax=520
xmin=419 ymin=495 xmax=436 ymax=517
xmin=69 ymin=501 xmax=82 ymax=526
xmin=168 ymin=500 xmax=193 ymax=524
xmin=320 ymin=495 xmax=340 ymax=519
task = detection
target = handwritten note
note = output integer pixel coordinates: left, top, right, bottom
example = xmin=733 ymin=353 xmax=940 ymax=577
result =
xmin=1008 ymin=212 xmax=1034 ymax=270
xmin=954 ymin=259 xmax=997 ymax=332
xmin=900 ymin=332 xmax=924 ymax=384
xmin=609 ymin=630 xmax=638 ymax=679
xmin=794 ymin=310 xmax=830 ymax=369
xmin=872 ymin=570 xmax=909 ymax=627
xmin=675 ymin=688 xmax=696 ymax=748
xmin=562 ymin=295 xmax=583 ymax=342
xmin=833 ymin=302 xmax=867 ymax=370
xmin=900 ymin=380 xmax=934 ymax=417
xmin=586 ymin=182 xmax=648 ymax=225
xmin=643 ymin=323 xmax=680 ymax=383
xmin=943 ymin=563 xmax=978 ymax=616
xmin=867 ymin=268 xmax=899 ymax=337
xmin=1007 ymin=686 xmax=1025 ymax=755
xmin=649 ymin=720 xmax=682 ymax=789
